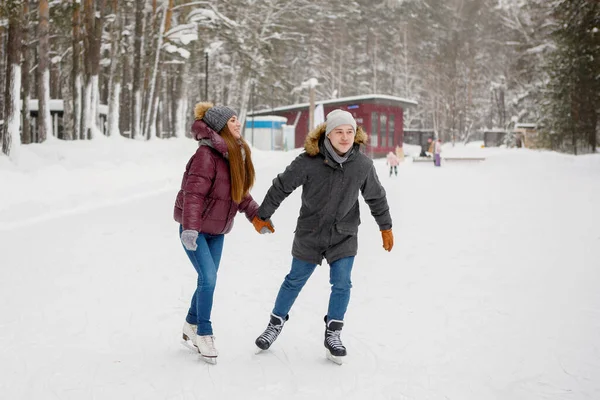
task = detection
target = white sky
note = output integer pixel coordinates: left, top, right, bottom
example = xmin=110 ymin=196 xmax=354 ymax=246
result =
xmin=1 ymin=137 xmax=599 ymax=399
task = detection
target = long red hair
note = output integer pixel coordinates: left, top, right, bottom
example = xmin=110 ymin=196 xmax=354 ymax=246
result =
xmin=219 ymin=125 xmax=255 ymax=203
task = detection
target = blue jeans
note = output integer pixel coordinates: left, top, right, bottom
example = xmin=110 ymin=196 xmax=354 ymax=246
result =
xmin=180 ymin=226 xmax=224 ymax=336
xmin=272 ymin=256 xmax=354 ymax=321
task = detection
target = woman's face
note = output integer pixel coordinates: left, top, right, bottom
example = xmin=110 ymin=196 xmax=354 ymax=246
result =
xmin=227 ymin=116 xmax=242 ymax=139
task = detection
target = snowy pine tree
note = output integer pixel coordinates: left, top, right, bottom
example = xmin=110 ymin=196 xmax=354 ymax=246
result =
xmin=541 ymin=0 xmax=599 ymax=154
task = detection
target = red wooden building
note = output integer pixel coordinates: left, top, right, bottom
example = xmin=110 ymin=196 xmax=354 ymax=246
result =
xmin=247 ymin=94 xmax=418 ymax=157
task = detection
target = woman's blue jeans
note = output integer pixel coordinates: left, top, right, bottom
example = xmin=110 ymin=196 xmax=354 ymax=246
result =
xmin=180 ymin=227 xmax=224 ymax=336
xmin=272 ymin=256 xmax=354 ymax=322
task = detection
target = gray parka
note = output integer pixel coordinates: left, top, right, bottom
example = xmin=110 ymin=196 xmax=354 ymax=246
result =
xmin=257 ymin=123 xmax=392 ymax=265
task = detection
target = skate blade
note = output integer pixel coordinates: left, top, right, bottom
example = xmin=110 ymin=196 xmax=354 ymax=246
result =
xmin=201 ymin=356 xmax=217 ymax=365
xmin=325 ymin=349 xmax=344 ymax=365
xmin=182 ymin=338 xmax=217 ymax=363
xmin=181 ymin=340 xmax=199 ymax=353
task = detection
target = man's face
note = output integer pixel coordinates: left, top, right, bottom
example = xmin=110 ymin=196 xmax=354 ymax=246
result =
xmin=327 ymin=124 xmax=355 ymax=155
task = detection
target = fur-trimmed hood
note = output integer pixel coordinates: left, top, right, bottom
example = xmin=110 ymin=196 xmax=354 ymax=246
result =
xmin=190 ymin=119 xmax=229 ymax=158
xmin=303 ymin=123 xmax=368 ymax=156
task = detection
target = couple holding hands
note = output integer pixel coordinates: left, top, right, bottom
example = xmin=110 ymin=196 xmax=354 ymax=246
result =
xmin=174 ymin=103 xmax=393 ymax=364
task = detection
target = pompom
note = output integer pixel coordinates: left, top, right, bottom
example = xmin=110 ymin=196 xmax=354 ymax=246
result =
xmin=194 ymin=102 xmax=213 ymax=120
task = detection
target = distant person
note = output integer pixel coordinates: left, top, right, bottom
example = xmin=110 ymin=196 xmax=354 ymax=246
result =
xmin=173 ymin=102 xmax=273 ymax=363
xmin=395 ymin=145 xmax=405 ymax=163
xmin=387 ymin=151 xmax=400 ymax=177
xmin=434 ymin=138 xmax=442 ymax=167
xmin=516 ymin=134 xmax=523 ymax=148
xmin=252 ymin=109 xmax=394 ymax=364
xmin=423 ymin=137 xmax=434 ymax=160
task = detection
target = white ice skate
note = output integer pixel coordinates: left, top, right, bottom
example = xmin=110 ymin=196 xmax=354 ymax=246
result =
xmin=182 ymin=321 xmax=197 ymax=343
xmin=195 ymin=335 xmax=218 ymax=364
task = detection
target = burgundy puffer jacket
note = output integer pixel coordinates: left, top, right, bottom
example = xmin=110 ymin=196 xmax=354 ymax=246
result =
xmin=173 ymin=119 xmax=258 ymax=234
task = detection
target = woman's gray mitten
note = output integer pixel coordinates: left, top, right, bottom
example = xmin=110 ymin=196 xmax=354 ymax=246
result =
xmin=181 ymin=230 xmax=199 ymax=251
xmin=261 ymin=219 xmax=275 ymax=234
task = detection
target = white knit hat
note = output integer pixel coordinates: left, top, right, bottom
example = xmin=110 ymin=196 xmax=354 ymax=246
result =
xmin=325 ymin=109 xmax=357 ymax=135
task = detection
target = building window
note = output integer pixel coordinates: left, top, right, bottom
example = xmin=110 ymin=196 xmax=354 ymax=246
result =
xmin=371 ymin=112 xmax=378 ymax=147
xmin=380 ymin=114 xmax=387 ymax=147
xmin=389 ymin=114 xmax=395 ymax=147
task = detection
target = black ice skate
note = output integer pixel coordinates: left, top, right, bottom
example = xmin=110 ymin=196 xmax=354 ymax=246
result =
xmin=255 ymin=313 xmax=288 ymax=351
xmin=324 ymin=316 xmax=346 ymax=364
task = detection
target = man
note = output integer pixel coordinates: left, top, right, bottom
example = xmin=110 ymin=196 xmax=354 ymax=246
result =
xmin=427 ymin=137 xmax=435 ymax=164
xmin=251 ymin=109 xmax=394 ymax=363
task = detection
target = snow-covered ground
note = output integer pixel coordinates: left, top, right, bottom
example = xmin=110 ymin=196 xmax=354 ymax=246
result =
xmin=1 ymin=137 xmax=599 ymax=400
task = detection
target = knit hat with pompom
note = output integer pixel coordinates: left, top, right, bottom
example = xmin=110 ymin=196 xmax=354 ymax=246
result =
xmin=194 ymin=102 xmax=237 ymax=133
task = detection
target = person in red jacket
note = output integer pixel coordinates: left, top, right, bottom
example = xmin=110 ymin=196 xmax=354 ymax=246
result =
xmin=174 ymin=102 xmax=274 ymax=363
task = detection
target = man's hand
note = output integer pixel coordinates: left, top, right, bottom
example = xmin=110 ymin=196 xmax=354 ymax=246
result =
xmin=381 ymin=229 xmax=393 ymax=252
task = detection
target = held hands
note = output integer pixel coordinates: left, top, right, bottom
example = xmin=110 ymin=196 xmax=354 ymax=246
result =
xmin=381 ymin=229 xmax=394 ymax=252
xmin=252 ymin=216 xmax=275 ymax=234
xmin=181 ymin=230 xmax=199 ymax=251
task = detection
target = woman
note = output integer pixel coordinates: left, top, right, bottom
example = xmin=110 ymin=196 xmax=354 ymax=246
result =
xmin=173 ymin=102 xmax=273 ymax=363
xmin=434 ymin=138 xmax=442 ymax=167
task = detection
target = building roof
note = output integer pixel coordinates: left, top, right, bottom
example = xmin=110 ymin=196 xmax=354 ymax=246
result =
xmin=405 ymin=129 xmax=435 ymax=133
xmin=250 ymin=94 xmax=418 ymax=115
xmin=515 ymin=123 xmax=537 ymax=129
xmin=246 ymin=116 xmax=288 ymax=122
xmin=22 ymin=99 xmax=108 ymax=115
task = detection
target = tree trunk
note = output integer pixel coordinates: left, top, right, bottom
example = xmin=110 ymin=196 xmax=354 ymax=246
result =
xmin=2 ymin=1 xmax=22 ymax=158
xmin=132 ymin=0 xmax=146 ymax=139
xmin=0 ymin=25 xmax=6 ymax=127
xmin=140 ymin=0 xmax=159 ymax=137
xmin=107 ymin=0 xmax=123 ymax=138
xmin=155 ymin=0 xmax=175 ymax=138
xmin=83 ymin=0 xmax=106 ymax=139
xmin=590 ymin=106 xmax=597 ymax=152
xmin=237 ymin=78 xmax=252 ymax=130
xmin=372 ymin=32 xmax=378 ymax=94
xmin=174 ymin=63 xmax=188 ymax=138
xmin=72 ymin=0 xmax=83 ymax=140
xmin=62 ymin=71 xmax=74 ymax=141
xmin=120 ymin=50 xmax=133 ymax=137
xmin=21 ymin=0 xmax=32 ymax=145
xmin=144 ymin=1 xmax=169 ymax=140
xmin=37 ymin=0 xmax=53 ymax=142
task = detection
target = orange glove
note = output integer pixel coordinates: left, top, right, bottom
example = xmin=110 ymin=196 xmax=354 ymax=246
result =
xmin=252 ymin=216 xmax=275 ymax=234
xmin=381 ymin=229 xmax=393 ymax=252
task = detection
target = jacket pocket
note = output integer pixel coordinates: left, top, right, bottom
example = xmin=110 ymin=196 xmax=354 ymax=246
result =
xmin=335 ymin=222 xmax=358 ymax=236
xmin=295 ymin=216 xmax=320 ymax=233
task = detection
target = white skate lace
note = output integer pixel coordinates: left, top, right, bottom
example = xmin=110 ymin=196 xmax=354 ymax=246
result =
xmin=326 ymin=330 xmax=344 ymax=350
xmin=259 ymin=323 xmax=283 ymax=344
xmin=199 ymin=335 xmax=217 ymax=353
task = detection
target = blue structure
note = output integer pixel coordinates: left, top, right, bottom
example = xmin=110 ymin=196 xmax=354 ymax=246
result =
xmin=244 ymin=116 xmax=289 ymax=150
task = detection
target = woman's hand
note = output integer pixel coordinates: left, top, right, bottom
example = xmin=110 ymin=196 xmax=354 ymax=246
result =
xmin=181 ymin=230 xmax=199 ymax=251
xmin=252 ymin=216 xmax=275 ymax=234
